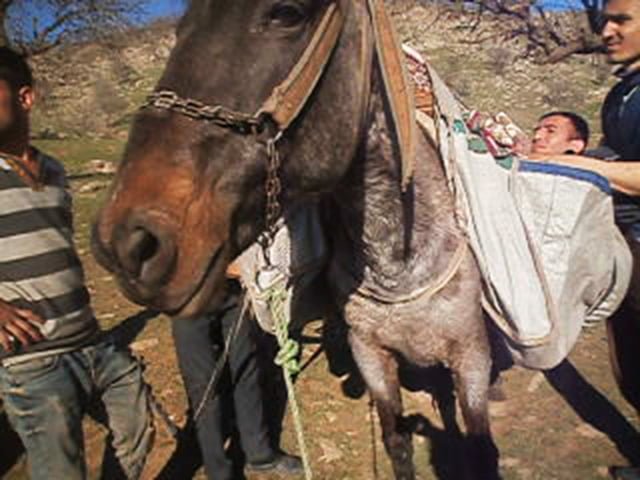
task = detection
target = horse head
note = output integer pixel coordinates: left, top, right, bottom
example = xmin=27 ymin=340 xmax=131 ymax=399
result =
xmin=92 ymin=0 xmax=374 ymax=317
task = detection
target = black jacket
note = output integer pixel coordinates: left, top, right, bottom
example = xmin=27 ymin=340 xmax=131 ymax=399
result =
xmin=602 ymin=69 xmax=640 ymax=160
xmin=601 ymin=69 xmax=640 ymax=231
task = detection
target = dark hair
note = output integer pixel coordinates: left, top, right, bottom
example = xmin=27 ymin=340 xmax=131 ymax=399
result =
xmin=0 ymin=47 xmax=33 ymax=91
xmin=539 ymin=111 xmax=590 ymax=144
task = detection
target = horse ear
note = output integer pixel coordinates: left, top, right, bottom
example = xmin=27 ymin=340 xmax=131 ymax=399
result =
xmin=365 ymin=0 xmax=417 ymax=191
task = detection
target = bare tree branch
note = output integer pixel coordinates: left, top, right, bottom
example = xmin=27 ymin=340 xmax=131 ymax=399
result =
xmin=3 ymin=0 xmax=149 ymax=56
xmin=453 ymin=0 xmax=606 ymax=63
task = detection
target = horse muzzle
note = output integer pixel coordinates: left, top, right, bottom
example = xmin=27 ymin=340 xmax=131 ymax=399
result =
xmin=91 ymin=210 xmax=178 ymax=303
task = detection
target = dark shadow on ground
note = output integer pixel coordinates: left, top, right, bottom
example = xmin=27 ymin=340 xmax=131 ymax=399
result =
xmin=102 ymin=309 xmax=160 ymax=347
xmin=322 ymin=311 xmax=367 ymax=399
xmin=155 ymin=420 xmax=204 ymax=480
xmin=545 ymin=360 xmax=640 ymax=466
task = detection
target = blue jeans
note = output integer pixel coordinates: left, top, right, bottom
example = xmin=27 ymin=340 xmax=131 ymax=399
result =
xmin=0 ymin=340 xmax=154 ymax=480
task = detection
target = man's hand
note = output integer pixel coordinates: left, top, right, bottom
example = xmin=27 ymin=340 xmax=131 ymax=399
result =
xmin=0 ymin=301 xmax=44 ymax=352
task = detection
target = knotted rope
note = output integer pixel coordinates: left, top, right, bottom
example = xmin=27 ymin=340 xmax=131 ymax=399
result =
xmin=265 ymin=283 xmax=313 ymax=480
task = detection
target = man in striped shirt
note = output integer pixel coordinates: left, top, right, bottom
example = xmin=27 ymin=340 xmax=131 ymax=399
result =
xmin=0 ymin=48 xmax=153 ymax=479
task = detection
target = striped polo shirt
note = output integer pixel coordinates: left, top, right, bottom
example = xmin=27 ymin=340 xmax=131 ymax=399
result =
xmin=0 ymin=150 xmax=98 ymax=365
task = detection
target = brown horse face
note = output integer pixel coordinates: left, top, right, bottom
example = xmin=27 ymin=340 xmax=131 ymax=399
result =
xmin=92 ymin=0 xmax=369 ymax=317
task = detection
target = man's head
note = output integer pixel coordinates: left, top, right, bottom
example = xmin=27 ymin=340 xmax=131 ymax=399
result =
xmin=531 ymin=112 xmax=589 ymax=156
xmin=602 ymin=0 xmax=640 ymax=68
xmin=0 ymin=47 xmax=34 ymax=140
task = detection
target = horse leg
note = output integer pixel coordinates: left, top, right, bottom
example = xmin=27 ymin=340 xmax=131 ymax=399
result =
xmin=349 ymin=332 xmax=415 ymax=480
xmin=452 ymin=347 xmax=500 ymax=480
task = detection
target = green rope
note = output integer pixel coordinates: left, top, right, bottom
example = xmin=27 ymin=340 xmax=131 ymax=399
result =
xmin=265 ymin=284 xmax=313 ymax=480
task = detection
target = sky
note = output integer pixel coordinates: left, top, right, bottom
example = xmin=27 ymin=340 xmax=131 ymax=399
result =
xmin=140 ymin=0 xmax=586 ymax=21
xmin=144 ymin=0 xmax=186 ymax=21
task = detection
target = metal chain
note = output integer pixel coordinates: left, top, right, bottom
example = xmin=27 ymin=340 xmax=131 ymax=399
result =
xmin=143 ymin=90 xmax=264 ymax=135
xmin=265 ymin=134 xmax=283 ymax=239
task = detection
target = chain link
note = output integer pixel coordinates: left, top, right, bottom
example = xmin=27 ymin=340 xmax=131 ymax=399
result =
xmin=265 ymin=136 xmax=283 ymax=238
xmin=143 ymin=90 xmax=264 ymax=135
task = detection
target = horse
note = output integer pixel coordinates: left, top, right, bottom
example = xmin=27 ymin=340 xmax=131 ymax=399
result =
xmin=91 ymin=1 xmax=499 ymax=478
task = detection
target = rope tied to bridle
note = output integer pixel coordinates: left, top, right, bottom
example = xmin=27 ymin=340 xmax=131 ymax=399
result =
xmin=263 ymin=280 xmax=312 ymax=479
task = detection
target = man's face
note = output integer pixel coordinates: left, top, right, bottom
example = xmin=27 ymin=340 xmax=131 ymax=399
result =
xmin=0 ymin=80 xmax=33 ymax=139
xmin=531 ymin=115 xmax=586 ymax=156
xmin=602 ymin=0 xmax=640 ymax=67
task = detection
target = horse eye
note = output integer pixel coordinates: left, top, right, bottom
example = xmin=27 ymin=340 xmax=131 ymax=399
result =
xmin=269 ymin=3 xmax=307 ymax=29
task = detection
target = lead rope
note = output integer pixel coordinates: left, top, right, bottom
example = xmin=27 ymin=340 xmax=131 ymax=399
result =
xmin=262 ymin=135 xmax=313 ymax=480
xmin=193 ymin=296 xmax=250 ymax=423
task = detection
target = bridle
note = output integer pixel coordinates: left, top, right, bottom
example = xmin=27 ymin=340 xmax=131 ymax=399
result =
xmin=142 ymin=2 xmax=346 ymax=239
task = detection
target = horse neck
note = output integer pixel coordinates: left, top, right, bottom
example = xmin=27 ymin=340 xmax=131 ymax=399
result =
xmin=330 ymin=72 xmax=462 ymax=293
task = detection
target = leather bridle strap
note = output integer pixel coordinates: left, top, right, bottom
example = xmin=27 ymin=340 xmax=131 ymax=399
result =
xmin=258 ymin=2 xmax=346 ymax=131
xmin=365 ymin=0 xmax=417 ymax=191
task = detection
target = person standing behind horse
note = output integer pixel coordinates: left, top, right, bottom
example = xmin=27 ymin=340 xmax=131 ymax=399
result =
xmin=0 ymin=47 xmax=154 ymax=480
xmin=171 ymin=276 xmax=303 ymax=480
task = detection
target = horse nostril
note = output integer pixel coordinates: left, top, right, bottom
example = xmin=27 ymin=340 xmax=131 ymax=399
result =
xmin=120 ymin=227 xmax=161 ymax=279
xmin=112 ymin=216 xmax=177 ymax=289
xmin=129 ymin=228 xmax=160 ymax=272
xmin=120 ymin=227 xmax=161 ymax=278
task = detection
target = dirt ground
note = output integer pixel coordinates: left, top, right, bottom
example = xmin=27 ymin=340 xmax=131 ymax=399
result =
xmin=1 ymin=179 xmax=639 ymax=480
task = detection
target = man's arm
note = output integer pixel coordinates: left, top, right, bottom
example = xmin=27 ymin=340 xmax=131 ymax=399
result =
xmin=0 ymin=300 xmax=44 ymax=352
xmin=529 ymin=154 xmax=640 ymax=196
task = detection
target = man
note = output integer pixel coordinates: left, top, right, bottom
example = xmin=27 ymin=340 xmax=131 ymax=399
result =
xmin=172 ymin=279 xmax=303 ymax=480
xmin=0 ymin=47 xmax=154 ymax=479
xmin=530 ymin=1 xmax=640 ymax=477
xmin=530 ymin=111 xmax=590 ymax=156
